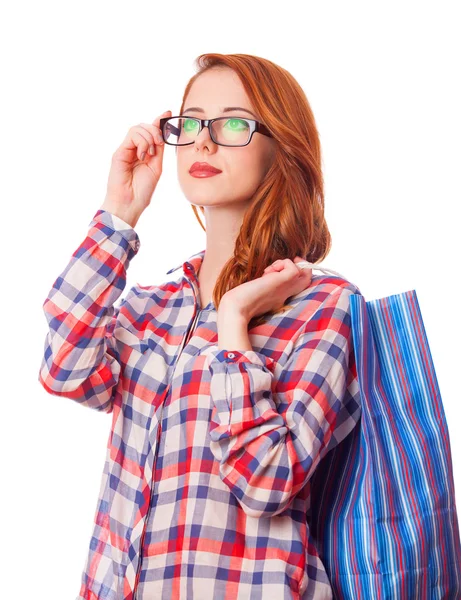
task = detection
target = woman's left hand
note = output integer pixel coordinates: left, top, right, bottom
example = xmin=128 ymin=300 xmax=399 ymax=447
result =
xmin=219 ymin=257 xmax=313 ymax=322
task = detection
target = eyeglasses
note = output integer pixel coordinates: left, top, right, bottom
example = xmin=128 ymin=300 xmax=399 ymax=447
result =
xmin=159 ymin=115 xmax=273 ymax=147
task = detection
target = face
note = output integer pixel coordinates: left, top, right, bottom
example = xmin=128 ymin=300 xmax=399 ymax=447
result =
xmin=176 ymin=67 xmax=276 ymax=209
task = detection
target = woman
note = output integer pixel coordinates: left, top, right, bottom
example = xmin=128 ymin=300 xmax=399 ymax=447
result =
xmin=39 ymin=53 xmax=362 ymax=600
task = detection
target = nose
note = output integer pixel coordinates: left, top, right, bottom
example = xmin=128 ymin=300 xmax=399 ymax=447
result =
xmin=194 ymin=123 xmax=216 ymax=151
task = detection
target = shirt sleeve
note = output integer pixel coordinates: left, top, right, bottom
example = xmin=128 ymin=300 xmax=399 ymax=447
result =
xmin=38 ymin=209 xmax=141 ymax=413
xmin=205 ymin=286 xmax=361 ymax=518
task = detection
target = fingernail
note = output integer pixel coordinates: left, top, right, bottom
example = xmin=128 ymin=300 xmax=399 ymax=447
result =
xmin=149 ymin=145 xmax=155 ymax=155
xmin=140 ymin=151 xmax=146 ymax=161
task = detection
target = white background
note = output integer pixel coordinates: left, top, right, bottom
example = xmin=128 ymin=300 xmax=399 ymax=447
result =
xmin=1 ymin=0 xmax=460 ymax=596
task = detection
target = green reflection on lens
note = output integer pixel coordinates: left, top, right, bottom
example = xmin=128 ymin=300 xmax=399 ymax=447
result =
xmin=183 ymin=118 xmax=199 ymax=138
xmin=221 ymin=118 xmax=249 ymax=143
xmin=224 ymin=118 xmax=249 ymax=132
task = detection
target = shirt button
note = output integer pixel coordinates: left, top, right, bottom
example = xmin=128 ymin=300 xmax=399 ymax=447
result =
xmin=228 ymin=352 xmax=235 ymax=358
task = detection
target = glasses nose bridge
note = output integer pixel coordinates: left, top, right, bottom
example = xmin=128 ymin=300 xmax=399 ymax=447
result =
xmin=195 ymin=118 xmax=215 ymax=144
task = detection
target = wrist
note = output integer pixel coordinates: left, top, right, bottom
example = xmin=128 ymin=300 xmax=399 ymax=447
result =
xmin=100 ymin=201 xmax=138 ymax=229
xmin=218 ymin=299 xmax=250 ymax=324
xmin=216 ymin=306 xmax=252 ymax=352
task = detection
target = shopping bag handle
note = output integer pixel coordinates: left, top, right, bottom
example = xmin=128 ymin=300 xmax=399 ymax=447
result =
xmin=296 ymin=260 xmax=347 ymax=279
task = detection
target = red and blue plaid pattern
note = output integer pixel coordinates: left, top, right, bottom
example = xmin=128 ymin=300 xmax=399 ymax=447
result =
xmin=39 ymin=209 xmax=362 ymax=600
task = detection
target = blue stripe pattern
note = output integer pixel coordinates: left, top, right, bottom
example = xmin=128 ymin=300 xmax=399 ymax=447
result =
xmin=309 ymin=289 xmax=461 ymax=598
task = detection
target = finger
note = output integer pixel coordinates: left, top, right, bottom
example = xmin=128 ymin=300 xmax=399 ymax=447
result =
xmin=152 ymin=110 xmax=172 ymax=128
xmin=293 ymin=257 xmax=311 ymax=273
xmin=138 ymin=123 xmax=164 ymax=149
xmin=137 ymin=124 xmax=163 ymax=156
xmin=293 ymin=257 xmax=310 ymax=267
xmin=280 ymin=259 xmax=300 ymax=278
xmin=152 ymin=110 xmax=173 ymax=140
xmin=269 ymin=260 xmax=286 ymax=272
xmin=263 ymin=265 xmax=276 ymax=274
xmin=135 ymin=124 xmax=155 ymax=146
xmin=130 ymin=130 xmax=152 ymax=161
xmin=121 ymin=127 xmax=150 ymax=150
xmin=296 ymin=264 xmax=312 ymax=276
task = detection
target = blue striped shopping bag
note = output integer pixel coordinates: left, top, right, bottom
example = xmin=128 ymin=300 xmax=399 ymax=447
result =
xmin=305 ymin=266 xmax=461 ymax=599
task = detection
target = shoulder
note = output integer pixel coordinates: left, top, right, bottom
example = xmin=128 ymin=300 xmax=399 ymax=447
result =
xmin=270 ymin=274 xmax=362 ymax=346
xmin=309 ymin=273 xmax=361 ymax=295
xmin=289 ymin=273 xmax=361 ymax=314
xmin=279 ymin=275 xmax=361 ymax=357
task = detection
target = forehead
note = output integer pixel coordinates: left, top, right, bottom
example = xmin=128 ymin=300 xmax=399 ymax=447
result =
xmin=184 ymin=68 xmax=256 ymax=116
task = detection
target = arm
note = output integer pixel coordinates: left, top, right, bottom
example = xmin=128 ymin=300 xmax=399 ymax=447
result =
xmin=205 ymin=286 xmax=361 ymax=518
xmin=38 ymin=209 xmax=140 ymax=413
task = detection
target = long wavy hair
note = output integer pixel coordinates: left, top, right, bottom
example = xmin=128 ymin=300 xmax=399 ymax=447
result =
xmin=178 ymin=53 xmax=332 ymax=328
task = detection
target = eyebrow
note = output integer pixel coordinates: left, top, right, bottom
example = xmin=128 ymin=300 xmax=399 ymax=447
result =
xmin=182 ymin=106 xmax=258 ymax=119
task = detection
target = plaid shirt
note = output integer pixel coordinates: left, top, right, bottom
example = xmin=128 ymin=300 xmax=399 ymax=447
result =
xmin=39 ymin=209 xmax=362 ymax=600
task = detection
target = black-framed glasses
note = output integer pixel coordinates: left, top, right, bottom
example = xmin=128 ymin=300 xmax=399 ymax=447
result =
xmin=159 ymin=115 xmax=273 ymax=147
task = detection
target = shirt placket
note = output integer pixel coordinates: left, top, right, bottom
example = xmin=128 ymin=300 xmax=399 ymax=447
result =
xmin=132 ymin=263 xmax=202 ymax=599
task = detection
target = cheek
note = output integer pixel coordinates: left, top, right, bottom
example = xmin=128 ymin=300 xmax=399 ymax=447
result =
xmin=176 ymin=150 xmax=190 ymax=178
xmin=233 ymin=149 xmax=266 ymax=178
xmin=224 ymin=152 xmax=267 ymax=195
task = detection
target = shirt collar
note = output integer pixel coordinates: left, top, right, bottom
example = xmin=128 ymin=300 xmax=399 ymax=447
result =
xmin=165 ymin=249 xmax=206 ymax=276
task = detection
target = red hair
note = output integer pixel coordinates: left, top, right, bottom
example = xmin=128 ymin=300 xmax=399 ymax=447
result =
xmin=178 ymin=53 xmax=332 ymax=328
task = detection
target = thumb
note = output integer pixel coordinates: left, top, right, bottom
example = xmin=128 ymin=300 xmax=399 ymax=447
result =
xmin=294 ymin=256 xmax=312 ymax=271
xmin=293 ymin=257 xmax=312 ymax=286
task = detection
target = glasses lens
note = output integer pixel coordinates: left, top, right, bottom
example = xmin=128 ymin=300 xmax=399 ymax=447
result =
xmin=163 ymin=117 xmax=251 ymax=146
xmin=163 ymin=117 xmax=198 ymax=145
xmin=212 ymin=118 xmax=251 ymax=146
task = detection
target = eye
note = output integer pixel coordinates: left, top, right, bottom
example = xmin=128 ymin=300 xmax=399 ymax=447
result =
xmin=183 ymin=118 xmax=199 ymax=132
xmin=224 ymin=118 xmax=249 ymax=131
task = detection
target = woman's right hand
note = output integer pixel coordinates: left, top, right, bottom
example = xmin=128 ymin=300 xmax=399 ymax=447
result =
xmin=100 ymin=110 xmax=172 ymax=228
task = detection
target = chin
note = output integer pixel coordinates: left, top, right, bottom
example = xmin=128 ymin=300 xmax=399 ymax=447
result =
xmin=184 ymin=188 xmax=224 ymax=204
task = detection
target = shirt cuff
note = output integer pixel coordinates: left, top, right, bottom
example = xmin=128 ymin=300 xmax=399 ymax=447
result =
xmin=205 ymin=347 xmax=277 ymax=371
xmin=89 ymin=209 xmax=141 ymax=254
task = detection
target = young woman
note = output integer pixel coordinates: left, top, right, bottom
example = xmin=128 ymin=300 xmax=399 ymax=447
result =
xmin=39 ymin=53 xmax=362 ymax=600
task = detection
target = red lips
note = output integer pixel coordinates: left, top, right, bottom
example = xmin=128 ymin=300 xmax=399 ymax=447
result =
xmin=189 ymin=161 xmax=222 ymax=174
